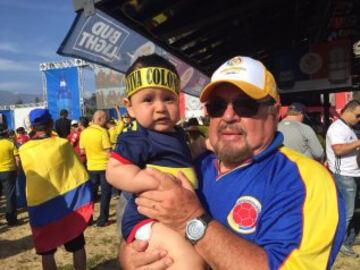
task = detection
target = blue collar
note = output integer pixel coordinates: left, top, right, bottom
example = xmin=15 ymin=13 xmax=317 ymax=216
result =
xmin=253 ymin=132 xmax=284 ymax=162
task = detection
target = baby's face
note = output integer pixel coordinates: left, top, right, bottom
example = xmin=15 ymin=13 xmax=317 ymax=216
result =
xmin=126 ymin=87 xmax=179 ymax=132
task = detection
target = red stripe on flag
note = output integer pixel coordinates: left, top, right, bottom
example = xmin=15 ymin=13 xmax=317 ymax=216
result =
xmin=31 ymin=203 xmax=93 ymax=253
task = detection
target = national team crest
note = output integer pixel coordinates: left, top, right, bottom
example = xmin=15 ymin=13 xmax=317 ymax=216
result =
xmin=227 ymin=196 xmax=262 ymax=234
xmin=227 ymin=56 xmax=242 ymax=66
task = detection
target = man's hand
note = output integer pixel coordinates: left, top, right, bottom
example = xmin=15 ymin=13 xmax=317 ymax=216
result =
xmin=119 ymin=240 xmax=173 ymax=270
xmin=135 ymin=168 xmax=204 ymax=234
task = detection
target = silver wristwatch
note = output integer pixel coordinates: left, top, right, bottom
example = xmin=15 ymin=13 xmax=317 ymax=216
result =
xmin=185 ymin=213 xmax=213 ymax=245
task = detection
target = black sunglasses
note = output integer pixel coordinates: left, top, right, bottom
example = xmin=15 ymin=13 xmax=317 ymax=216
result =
xmin=356 ymin=114 xmax=360 ymax=118
xmin=205 ymin=98 xmax=275 ymax=118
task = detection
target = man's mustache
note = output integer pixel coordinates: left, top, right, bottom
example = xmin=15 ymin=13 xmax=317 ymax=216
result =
xmin=218 ymin=123 xmax=246 ymax=135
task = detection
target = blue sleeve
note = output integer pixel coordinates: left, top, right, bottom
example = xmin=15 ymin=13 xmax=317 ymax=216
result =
xmin=114 ymin=130 xmax=151 ymax=168
xmin=121 ymin=196 xmax=148 ymax=240
xmin=256 ymin=185 xmax=305 ymax=269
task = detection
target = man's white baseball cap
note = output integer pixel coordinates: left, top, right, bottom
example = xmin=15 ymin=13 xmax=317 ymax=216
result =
xmin=71 ymin=120 xmax=79 ymax=125
xmin=200 ymin=56 xmax=279 ymax=103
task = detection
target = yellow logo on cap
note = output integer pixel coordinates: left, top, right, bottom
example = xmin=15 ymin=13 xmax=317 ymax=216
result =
xmin=227 ymin=56 xmax=242 ymax=66
xmin=125 ymin=67 xmax=180 ymax=98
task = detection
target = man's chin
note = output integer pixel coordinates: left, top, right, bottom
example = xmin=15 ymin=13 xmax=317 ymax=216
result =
xmin=214 ymin=143 xmax=252 ymax=165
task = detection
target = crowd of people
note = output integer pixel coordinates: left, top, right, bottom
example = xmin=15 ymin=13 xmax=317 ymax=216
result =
xmin=0 ymin=54 xmax=359 ymax=270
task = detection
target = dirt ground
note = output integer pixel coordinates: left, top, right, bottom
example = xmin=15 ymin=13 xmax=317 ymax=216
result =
xmin=1 ymin=196 xmax=360 ymax=269
xmin=0 ymin=196 xmax=122 ymax=270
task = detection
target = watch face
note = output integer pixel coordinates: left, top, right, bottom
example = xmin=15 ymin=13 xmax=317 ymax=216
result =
xmin=186 ymin=219 xmax=205 ymax=240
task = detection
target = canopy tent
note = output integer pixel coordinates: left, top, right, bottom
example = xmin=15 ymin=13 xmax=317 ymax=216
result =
xmin=59 ymin=0 xmax=360 ymax=115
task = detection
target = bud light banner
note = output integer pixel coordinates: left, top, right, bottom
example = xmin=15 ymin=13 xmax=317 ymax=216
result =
xmin=58 ymin=9 xmax=209 ymax=97
xmin=45 ymin=67 xmax=81 ymax=121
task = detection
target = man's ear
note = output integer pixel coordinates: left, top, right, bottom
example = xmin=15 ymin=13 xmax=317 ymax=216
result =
xmin=123 ymin=98 xmax=135 ymax=118
xmin=271 ymin=103 xmax=281 ymax=120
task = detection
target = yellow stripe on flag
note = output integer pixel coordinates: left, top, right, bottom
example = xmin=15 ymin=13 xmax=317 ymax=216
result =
xmin=19 ymin=137 xmax=89 ymax=207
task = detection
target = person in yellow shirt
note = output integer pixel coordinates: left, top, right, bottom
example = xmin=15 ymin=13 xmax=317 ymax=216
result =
xmin=107 ymin=119 xmax=122 ymax=149
xmin=0 ymin=123 xmax=19 ymax=226
xmin=107 ymin=105 xmax=127 ymax=149
xmin=80 ymin=110 xmax=112 ymax=227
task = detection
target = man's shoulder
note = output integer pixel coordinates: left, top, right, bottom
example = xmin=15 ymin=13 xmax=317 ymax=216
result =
xmin=328 ymin=119 xmax=345 ymax=130
xmin=278 ymin=120 xmax=302 ymax=130
xmin=85 ymin=125 xmax=107 ymax=134
xmin=279 ymin=146 xmax=329 ymax=180
xmin=298 ymin=122 xmax=316 ymax=134
xmin=56 ymin=118 xmax=70 ymax=123
xmin=327 ymin=119 xmax=352 ymax=137
xmin=80 ymin=126 xmax=99 ymax=141
xmin=0 ymin=138 xmax=15 ymax=148
xmin=20 ymin=136 xmax=64 ymax=151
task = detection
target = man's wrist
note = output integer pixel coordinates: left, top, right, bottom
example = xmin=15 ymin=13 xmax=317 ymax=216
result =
xmin=185 ymin=212 xmax=213 ymax=245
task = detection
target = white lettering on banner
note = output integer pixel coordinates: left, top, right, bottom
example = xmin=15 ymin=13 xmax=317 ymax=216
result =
xmin=94 ymin=39 xmax=106 ymax=52
xmin=92 ymin=22 xmax=122 ymax=44
xmin=77 ymin=31 xmax=119 ymax=60
xmin=109 ymin=31 xmax=122 ymax=45
xmin=75 ymin=15 xmax=129 ymax=62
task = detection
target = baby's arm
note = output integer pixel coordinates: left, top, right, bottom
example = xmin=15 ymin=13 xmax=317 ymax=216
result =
xmin=106 ymin=158 xmax=159 ymax=193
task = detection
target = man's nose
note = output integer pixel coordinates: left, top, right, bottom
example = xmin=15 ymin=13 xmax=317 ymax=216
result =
xmin=222 ymin=103 xmax=239 ymax=121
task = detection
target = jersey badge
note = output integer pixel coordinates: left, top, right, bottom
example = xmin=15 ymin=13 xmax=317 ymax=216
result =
xmin=227 ymin=196 xmax=262 ymax=234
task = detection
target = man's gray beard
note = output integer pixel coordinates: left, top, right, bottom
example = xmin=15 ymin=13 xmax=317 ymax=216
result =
xmin=213 ymin=141 xmax=252 ymax=167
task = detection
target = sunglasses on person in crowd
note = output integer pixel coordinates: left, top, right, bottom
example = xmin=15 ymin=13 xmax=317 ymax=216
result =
xmin=205 ymin=97 xmax=275 ymax=118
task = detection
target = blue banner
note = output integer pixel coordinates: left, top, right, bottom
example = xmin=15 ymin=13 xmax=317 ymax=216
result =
xmin=57 ymin=9 xmax=209 ymax=97
xmin=45 ymin=67 xmax=81 ymax=121
xmin=0 ymin=110 xmax=14 ymax=130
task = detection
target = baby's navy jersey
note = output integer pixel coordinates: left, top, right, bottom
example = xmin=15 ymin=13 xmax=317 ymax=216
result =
xmin=196 ymin=132 xmax=346 ymax=270
xmin=111 ymin=121 xmax=197 ymax=241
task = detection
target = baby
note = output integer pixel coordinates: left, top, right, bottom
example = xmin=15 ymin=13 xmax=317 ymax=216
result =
xmin=106 ymin=54 xmax=205 ymax=269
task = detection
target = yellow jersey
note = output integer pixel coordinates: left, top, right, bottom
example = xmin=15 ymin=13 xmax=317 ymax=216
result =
xmin=79 ymin=124 xmax=111 ymax=171
xmin=0 ymin=138 xmax=18 ymax=172
xmin=109 ymin=120 xmax=125 ymax=149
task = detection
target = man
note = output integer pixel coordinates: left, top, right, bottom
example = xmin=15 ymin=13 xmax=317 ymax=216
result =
xmin=55 ymin=109 xmax=71 ymax=138
xmin=67 ymin=120 xmax=84 ymax=162
xmin=326 ymin=100 xmax=360 ymax=257
xmin=278 ymin=102 xmax=324 ymax=161
xmin=119 ymin=56 xmax=346 ymax=270
xmin=80 ymin=110 xmax=112 ymax=227
xmin=0 ymin=123 xmax=19 ymax=226
xmin=19 ymin=108 xmax=93 ymax=270
xmin=108 ymin=104 xmax=126 ymax=149
xmin=15 ymin=126 xmax=30 ymax=146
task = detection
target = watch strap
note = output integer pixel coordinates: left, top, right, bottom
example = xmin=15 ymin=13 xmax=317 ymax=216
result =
xmin=200 ymin=212 xmax=213 ymax=225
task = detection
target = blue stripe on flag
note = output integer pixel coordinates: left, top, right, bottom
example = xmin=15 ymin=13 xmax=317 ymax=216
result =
xmin=28 ymin=180 xmax=93 ymax=227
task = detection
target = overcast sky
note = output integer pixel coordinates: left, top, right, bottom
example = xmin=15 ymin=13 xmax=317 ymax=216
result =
xmin=0 ymin=0 xmax=81 ymax=96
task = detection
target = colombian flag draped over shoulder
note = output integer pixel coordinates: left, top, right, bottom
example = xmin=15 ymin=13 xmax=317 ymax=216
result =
xmin=19 ymin=137 xmax=93 ymax=253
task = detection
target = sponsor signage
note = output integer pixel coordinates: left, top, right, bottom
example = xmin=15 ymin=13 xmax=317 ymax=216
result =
xmin=58 ymin=9 xmax=209 ymax=97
